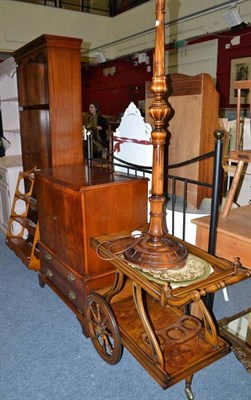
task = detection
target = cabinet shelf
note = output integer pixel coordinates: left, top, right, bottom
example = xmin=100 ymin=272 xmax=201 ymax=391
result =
xmin=3 ymin=129 xmax=20 ymax=133
xmin=12 ymin=216 xmax=37 ymax=236
xmin=16 ymin=193 xmax=37 ymax=208
xmin=1 ymin=97 xmax=18 ymax=102
xmin=21 ymin=104 xmax=49 ymax=110
xmin=111 ymin=288 xmax=229 ymax=388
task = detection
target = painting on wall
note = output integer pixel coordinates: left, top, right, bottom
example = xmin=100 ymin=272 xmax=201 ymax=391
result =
xmin=229 ymin=57 xmax=251 ymax=105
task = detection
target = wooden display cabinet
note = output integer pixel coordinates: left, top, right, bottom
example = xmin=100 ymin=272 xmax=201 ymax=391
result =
xmin=7 ymin=35 xmax=83 ymax=269
xmin=35 ymin=164 xmax=148 ymax=333
xmin=13 ymin=34 xmax=83 ymax=171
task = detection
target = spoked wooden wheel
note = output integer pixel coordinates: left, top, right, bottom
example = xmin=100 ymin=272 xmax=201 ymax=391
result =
xmin=85 ymin=292 xmax=122 ymax=365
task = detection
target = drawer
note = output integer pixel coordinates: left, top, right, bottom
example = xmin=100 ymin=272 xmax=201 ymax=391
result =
xmin=39 ymin=243 xmax=85 ymax=293
xmin=0 ymin=168 xmax=8 ymax=184
xmin=42 ymin=263 xmax=85 ymax=313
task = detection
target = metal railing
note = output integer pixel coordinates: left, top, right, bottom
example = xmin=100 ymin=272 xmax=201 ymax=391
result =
xmin=14 ymin=0 xmax=150 ymax=17
xmin=86 ymin=130 xmax=224 ymax=255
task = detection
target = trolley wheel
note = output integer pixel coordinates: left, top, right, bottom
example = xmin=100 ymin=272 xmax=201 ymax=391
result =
xmin=85 ymin=292 xmax=123 ymax=365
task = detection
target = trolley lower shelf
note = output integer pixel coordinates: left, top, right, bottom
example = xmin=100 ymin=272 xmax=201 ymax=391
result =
xmin=114 ymin=282 xmax=230 ymax=388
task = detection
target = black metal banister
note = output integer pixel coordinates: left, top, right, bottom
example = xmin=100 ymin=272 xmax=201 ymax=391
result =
xmin=208 ymin=130 xmax=224 ymax=255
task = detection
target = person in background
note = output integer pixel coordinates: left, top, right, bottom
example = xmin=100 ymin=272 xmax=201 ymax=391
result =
xmin=88 ymin=102 xmax=108 ymax=157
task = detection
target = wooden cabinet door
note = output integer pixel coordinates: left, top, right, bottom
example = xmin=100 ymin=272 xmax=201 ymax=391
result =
xmin=36 ymin=177 xmax=84 ymax=274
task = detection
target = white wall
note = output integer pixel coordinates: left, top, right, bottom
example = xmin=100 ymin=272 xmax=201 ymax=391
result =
xmin=0 ymin=0 xmax=113 ymax=54
xmin=166 ymin=40 xmax=218 ymax=79
xmin=0 ymin=0 xmax=250 ymax=61
xmin=99 ymin=0 xmax=251 ymax=60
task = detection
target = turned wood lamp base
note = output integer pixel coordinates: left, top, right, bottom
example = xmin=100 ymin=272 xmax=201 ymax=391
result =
xmin=124 ymin=234 xmax=188 ymax=270
xmin=123 ymin=0 xmax=188 ymax=272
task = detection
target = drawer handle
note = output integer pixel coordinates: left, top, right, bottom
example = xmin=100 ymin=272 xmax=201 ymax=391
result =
xmin=67 ymin=272 xmax=76 ymax=282
xmin=45 ymin=253 xmax=52 ymax=260
xmin=68 ymin=290 xmax=77 ymax=300
xmin=46 ymin=268 xmax=53 ymax=278
xmin=0 ymin=174 xmax=3 ymax=179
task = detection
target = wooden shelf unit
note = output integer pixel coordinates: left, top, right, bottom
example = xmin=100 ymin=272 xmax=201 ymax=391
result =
xmin=13 ymin=34 xmax=83 ymax=171
xmin=6 ymin=170 xmax=40 ymax=270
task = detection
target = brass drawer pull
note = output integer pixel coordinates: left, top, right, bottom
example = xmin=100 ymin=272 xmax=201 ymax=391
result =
xmin=67 ymin=272 xmax=76 ymax=282
xmin=68 ymin=290 xmax=77 ymax=300
xmin=45 ymin=253 xmax=52 ymax=260
xmin=46 ymin=268 xmax=53 ymax=278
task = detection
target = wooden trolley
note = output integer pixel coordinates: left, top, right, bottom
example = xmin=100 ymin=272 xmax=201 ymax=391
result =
xmin=86 ymin=229 xmax=251 ymax=399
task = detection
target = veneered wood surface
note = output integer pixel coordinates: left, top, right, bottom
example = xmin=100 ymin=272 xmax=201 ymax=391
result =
xmin=110 ymin=281 xmax=229 ymax=388
xmin=192 ymin=205 xmax=251 ymax=267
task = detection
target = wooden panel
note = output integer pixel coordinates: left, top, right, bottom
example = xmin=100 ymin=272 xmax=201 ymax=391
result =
xmin=47 ymin=43 xmax=83 ymax=167
xmin=19 ymin=110 xmax=50 ymax=171
xmin=84 ymin=179 xmax=149 ymax=277
xmin=145 ymin=73 xmax=220 ymax=208
xmin=17 ymin=61 xmax=48 ymax=106
xmin=36 ymin=175 xmax=84 ymax=274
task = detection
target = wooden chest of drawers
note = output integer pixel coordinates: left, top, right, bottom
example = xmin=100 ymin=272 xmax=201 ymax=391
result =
xmin=39 ymin=243 xmax=86 ymax=313
xmin=35 ymin=163 xmax=148 ymax=333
